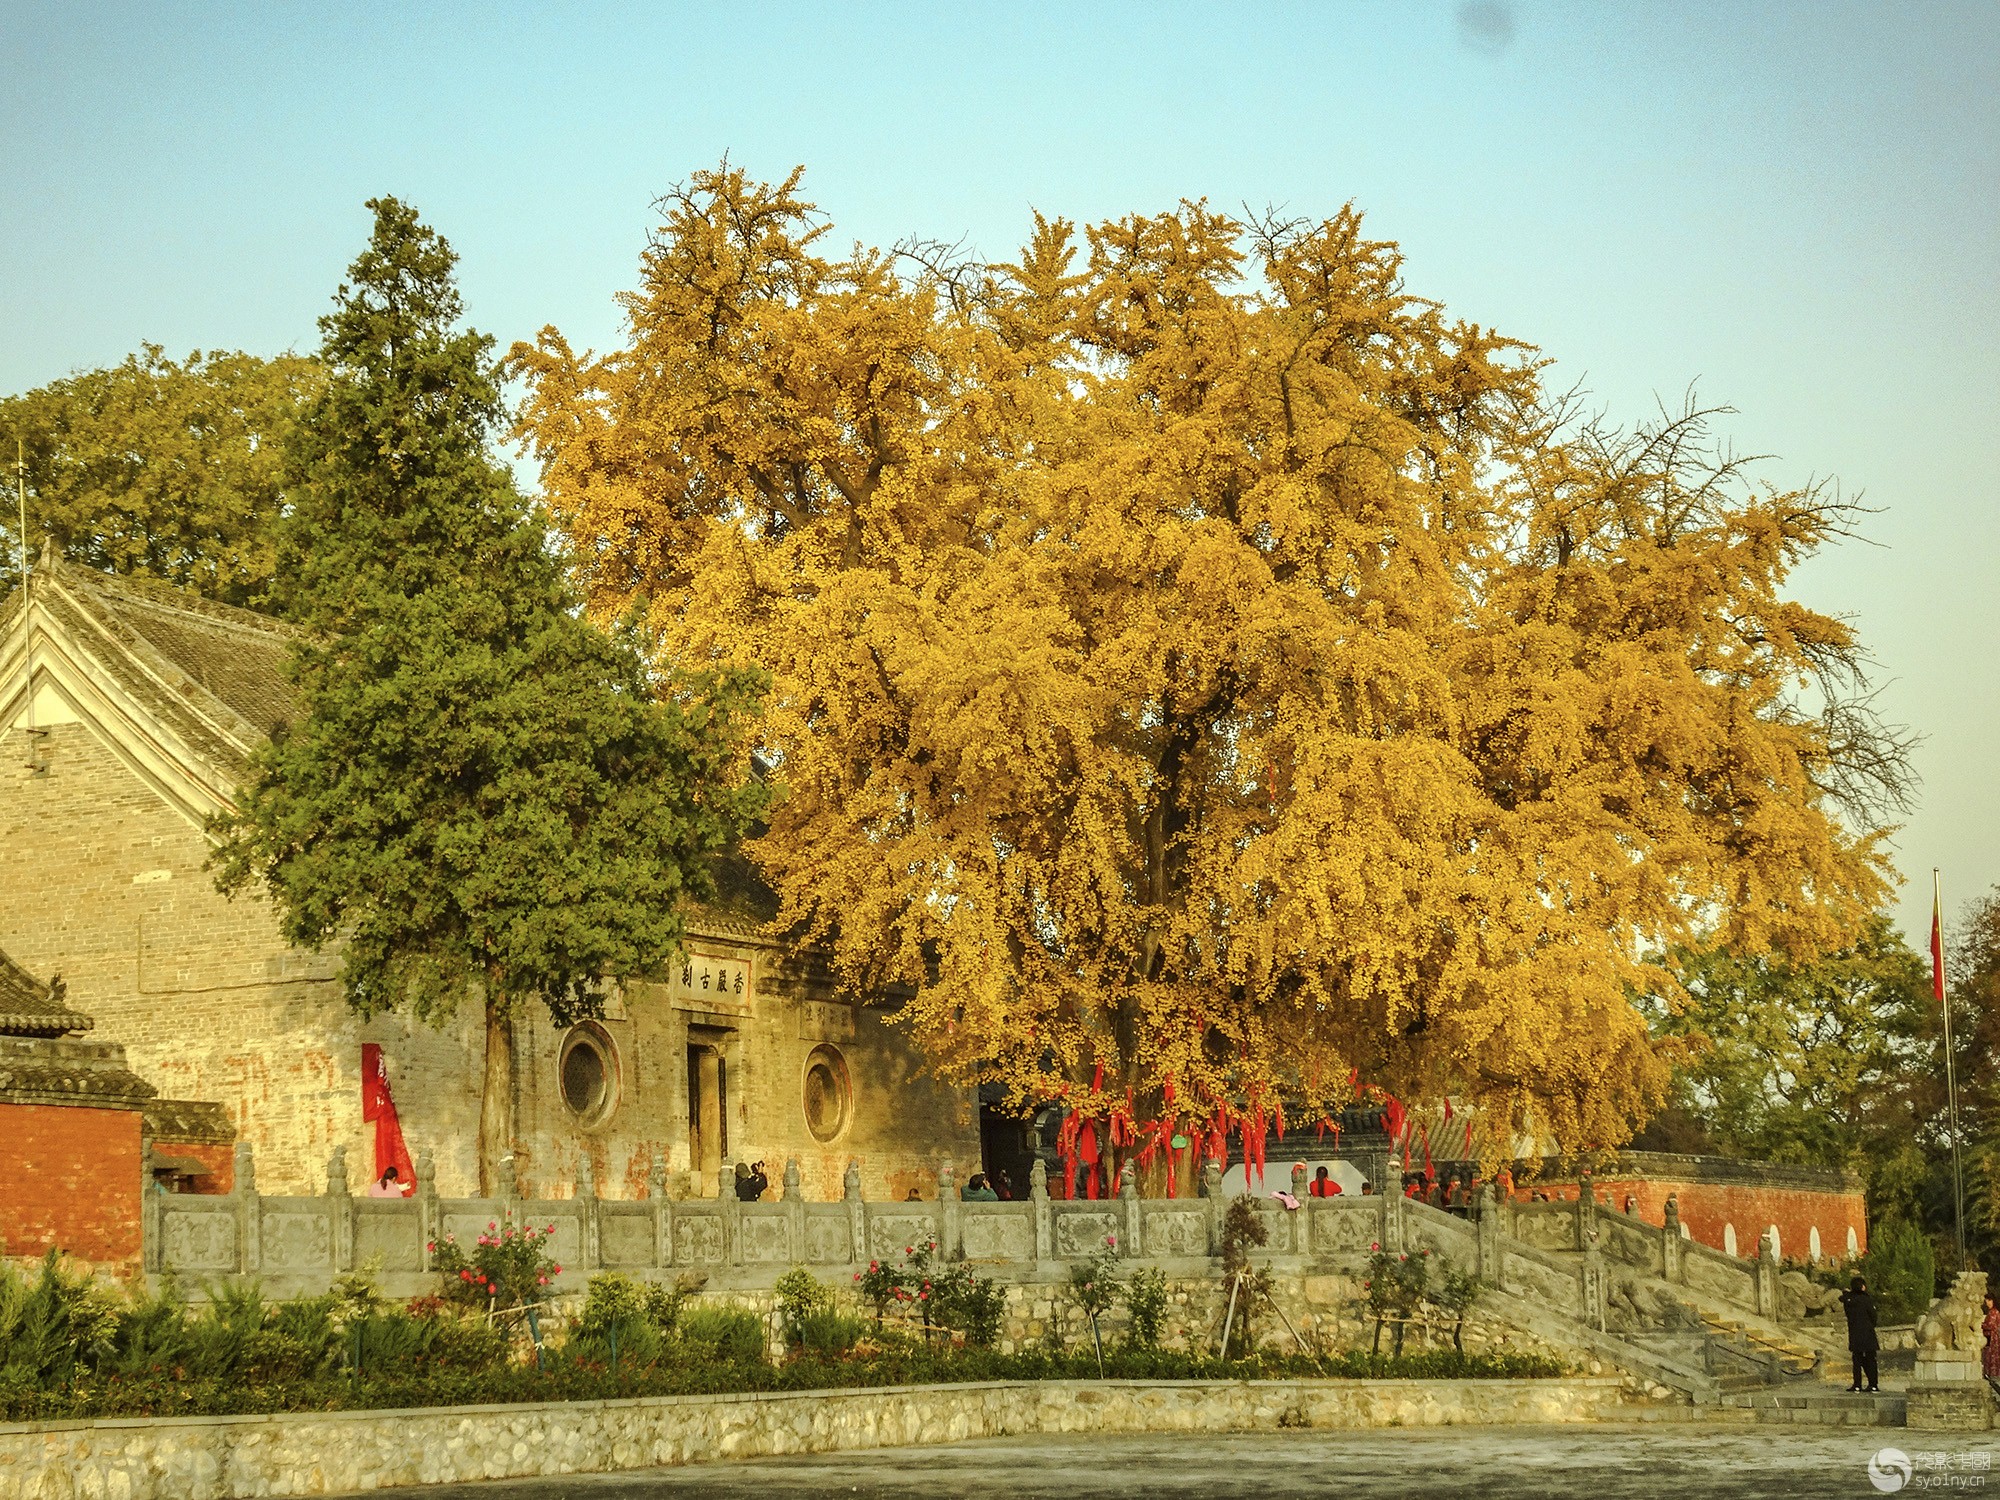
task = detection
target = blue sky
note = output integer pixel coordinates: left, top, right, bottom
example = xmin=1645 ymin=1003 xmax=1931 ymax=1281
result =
xmin=5 ymin=1 xmax=1995 ymax=945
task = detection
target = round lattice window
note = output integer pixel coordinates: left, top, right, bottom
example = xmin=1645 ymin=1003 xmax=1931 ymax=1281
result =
xmin=559 ymin=1025 xmax=618 ymax=1127
xmin=803 ymin=1045 xmax=852 ymax=1143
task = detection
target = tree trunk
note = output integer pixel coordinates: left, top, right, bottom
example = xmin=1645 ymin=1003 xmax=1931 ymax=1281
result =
xmin=478 ymin=986 xmax=516 ymax=1197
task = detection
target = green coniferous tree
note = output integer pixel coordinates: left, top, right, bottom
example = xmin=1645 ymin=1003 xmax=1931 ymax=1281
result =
xmin=212 ymin=199 xmax=767 ymax=1192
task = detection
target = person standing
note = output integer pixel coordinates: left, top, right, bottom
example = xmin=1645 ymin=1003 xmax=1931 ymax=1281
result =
xmin=1840 ymin=1275 xmax=1880 ymax=1393
xmin=1982 ymin=1292 xmax=2000 ymax=1387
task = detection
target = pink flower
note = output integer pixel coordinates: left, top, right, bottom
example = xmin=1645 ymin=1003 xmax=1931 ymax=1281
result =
xmin=460 ymin=1270 xmax=473 ymax=1282
xmin=1106 ymin=1234 xmax=1117 ymax=1247
xmin=552 ymin=1264 xmax=562 ymax=1275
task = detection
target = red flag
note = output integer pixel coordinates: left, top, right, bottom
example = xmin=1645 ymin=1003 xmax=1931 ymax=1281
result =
xmin=361 ymin=1043 xmax=414 ymax=1195
xmin=1932 ymin=877 xmax=1947 ymax=1003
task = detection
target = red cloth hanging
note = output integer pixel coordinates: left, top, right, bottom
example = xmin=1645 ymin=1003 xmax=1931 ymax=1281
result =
xmin=360 ymin=1043 xmax=414 ymax=1195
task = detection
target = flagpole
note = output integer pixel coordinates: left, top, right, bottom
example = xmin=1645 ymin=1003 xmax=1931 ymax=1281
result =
xmin=1937 ymin=867 xmax=1967 ymax=1272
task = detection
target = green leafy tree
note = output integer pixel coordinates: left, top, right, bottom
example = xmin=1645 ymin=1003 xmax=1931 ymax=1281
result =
xmin=211 ymin=198 xmax=767 ymax=1192
xmin=1642 ymin=915 xmax=1930 ymax=1176
xmin=0 ymin=345 xmax=321 ymax=603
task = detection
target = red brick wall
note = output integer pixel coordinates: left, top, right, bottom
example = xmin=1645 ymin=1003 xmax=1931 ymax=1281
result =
xmin=0 ymin=1102 xmax=144 ymax=1268
xmin=1509 ymin=1174 xmax=1868 ymax=1262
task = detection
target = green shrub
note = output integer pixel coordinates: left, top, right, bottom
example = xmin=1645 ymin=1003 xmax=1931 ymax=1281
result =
xmin=0 ymin=1253 xmax=121 ymax=1385
xmin=1123 ymin=1267 xmax=1169 ymax=1350
xmin=933 ymin=1266 xmax=1007 ymax=1349
xmin=674 ymin=1305 xmax=767 ymax=1365
xmin=793 ymin=1309 xmax=866 ymax=1357
xmin=1862 ymin=1218 xmax=1936 ymax=1324
xmin=774 ymin=1268 xmax=834 ymax=1347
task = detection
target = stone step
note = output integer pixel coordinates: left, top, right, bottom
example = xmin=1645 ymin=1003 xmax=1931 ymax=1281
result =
xmin=1721 ymin=1390 xmax=1907 ymax=1427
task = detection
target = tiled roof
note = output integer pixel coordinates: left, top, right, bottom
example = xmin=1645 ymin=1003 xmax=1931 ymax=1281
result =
xmin=29 ymin=556 xmax=300 ymax=780
xmin=0 ymin=950 xmax=95 ymax=1037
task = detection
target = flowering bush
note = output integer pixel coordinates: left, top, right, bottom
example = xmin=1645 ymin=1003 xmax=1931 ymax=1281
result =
xmin=854 ymin=1257 xmax=906 ymax=1324
xmin=430 ymin=1213 xmax=562 ymax=1313
xmin=849 ymin=1241 xmax=1004 ymax=1348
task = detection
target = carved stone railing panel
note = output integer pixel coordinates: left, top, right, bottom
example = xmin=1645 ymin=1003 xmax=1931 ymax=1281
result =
xmin=258 ymin=1202 xmax=332 ymax=1272
xmin=160 ymin=1202 xmax=237 ymax=1272
xmin=672 ymin=1211 xmax=726 ymax=1265
xmin=960 ymin=1207 xmax=1034 ymax=1263
xmin=867 ymin=1212 xmax=937 ymax=1262
xmin=599 ymin=1207 xmax=654 ymax=1268
xmin=352 ymin=1205 xmax=423 ymax=1273
xmin=740 ymin=1209 xmax=791 ymax=1265
xmin=1510 ymin=1205 xmax=1581 ymax=1252
xmin=1308 ymin=1203 xmax=1380 ymax=1254
xmin=803 ymin=1209 xmax=854 ymax=1265
xmin=1504 ymin=1249 xmax=1585 ymax=1315
xmin=1051 ymin=1207 xmax=1119 ymax=1259
xmin=1140 ymin=1206 xmax=1208 ymax=1259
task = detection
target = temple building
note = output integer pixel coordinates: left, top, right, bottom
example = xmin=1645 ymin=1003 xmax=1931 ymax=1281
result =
xmin=0 ymin=555 xmax=978 ymax=1203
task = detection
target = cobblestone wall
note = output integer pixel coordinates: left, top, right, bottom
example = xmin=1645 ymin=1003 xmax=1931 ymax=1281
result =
xmin=0 ymin=1376 xmax=1644 ymax=1498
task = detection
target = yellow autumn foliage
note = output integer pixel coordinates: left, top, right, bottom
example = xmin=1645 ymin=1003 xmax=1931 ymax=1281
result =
xmin=512 ymin=165 xmax=1901 ymax=1162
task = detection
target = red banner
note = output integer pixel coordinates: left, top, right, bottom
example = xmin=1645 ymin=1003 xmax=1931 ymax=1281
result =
xmin=361 ymin=1043 xmax=414 ymax=1195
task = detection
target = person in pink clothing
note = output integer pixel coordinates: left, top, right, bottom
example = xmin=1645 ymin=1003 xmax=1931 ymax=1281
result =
xmin=1982 ymin=1292 xmax=2000 ymax=1384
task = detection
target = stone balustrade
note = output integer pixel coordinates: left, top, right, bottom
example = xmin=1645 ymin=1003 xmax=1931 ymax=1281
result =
xmin=151 ymin=1148 xmax=1593 ymax=1313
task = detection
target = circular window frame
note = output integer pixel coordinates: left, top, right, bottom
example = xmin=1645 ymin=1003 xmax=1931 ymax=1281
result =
xmin=558 ymin=1023 xmax=620 ymax=1130
xmin=802 ymin=1044 xmax=853 ymax=1145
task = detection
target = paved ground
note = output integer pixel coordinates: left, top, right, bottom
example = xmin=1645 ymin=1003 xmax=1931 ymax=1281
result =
xmin=381 ymin=1426 xmax=1998 ymax=1499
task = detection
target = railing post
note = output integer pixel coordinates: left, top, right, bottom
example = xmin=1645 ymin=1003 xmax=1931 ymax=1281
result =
xmin=1203 ymin=1162 xmax=1225 ymax=1255
xmin=1029 ymin=1159 xmax=1051 ymax=1266
xmin=1120 ymin=1171 xmax=1142 ymax=1258
xmin=327 ymin=1145 xmax=354 ymax=1273
xmin=234 ymin=1142 xmax=260 ymax=1275
xmin=577 ymin=1155 xmax=602 ymax=1271
xmin=783 ymin=1158 xmax=805 ymax=1263
xmin=141 ymin=1139 xmax=162 ymax=1274
xmin=1476 ymin=1181 xmax=1501 ymax=1281
xmin=415 ymin=1149 xmax=436 ymax=1272
xmin=1289 ymin=1163 xmax=1310 ymax=1254
xmin=1755 ymin=1231 xmax=1780 ymax=1318
xmin=721 ymin=1162 xmax=743 ymax=1265
xmin=844 ymin=1159 xmax=866 ymax=1263
xmin=1384 ymin=1183 xmax=1405 ymax=1253
xmin=938 ymin=1160 xmax=961 ymax=1259
xmin=1582 ymin=1229 xmax=1606 ymax=1331
xmin=1577 ymin=1169 xmax=1596 ymax=1251
xmin=649 ymin=1152 xmax=671 ymax=1269
xmin=1662 ymin=1193 xmax=1684 ymax=1284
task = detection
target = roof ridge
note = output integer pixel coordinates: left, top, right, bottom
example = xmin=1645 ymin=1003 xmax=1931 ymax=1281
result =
xmin=48 ymin=555 xmax=301 ymax=641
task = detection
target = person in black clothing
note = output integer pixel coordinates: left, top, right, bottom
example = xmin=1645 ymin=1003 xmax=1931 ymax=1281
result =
xmin=733 ymin=1160 xmax=769 ymax=1202
xmin=1840 ymin=1275 xmax=1880 ymax=1392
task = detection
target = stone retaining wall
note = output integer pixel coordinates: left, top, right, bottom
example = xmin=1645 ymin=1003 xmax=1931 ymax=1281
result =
xmin=0 ymin=1376 xmax=1644 ymax=1498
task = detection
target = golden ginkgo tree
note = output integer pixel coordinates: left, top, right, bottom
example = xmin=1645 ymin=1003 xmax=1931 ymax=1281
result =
xmin=512 ymin=164 xmax=1909 ymax=1186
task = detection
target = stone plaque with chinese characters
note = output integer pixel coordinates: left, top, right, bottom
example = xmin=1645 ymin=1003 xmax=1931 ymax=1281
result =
xmin=798 ymin=1000 xmax=856 ymax=1041
xmin=666 ymin=952 xmax=753 ymax=1015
